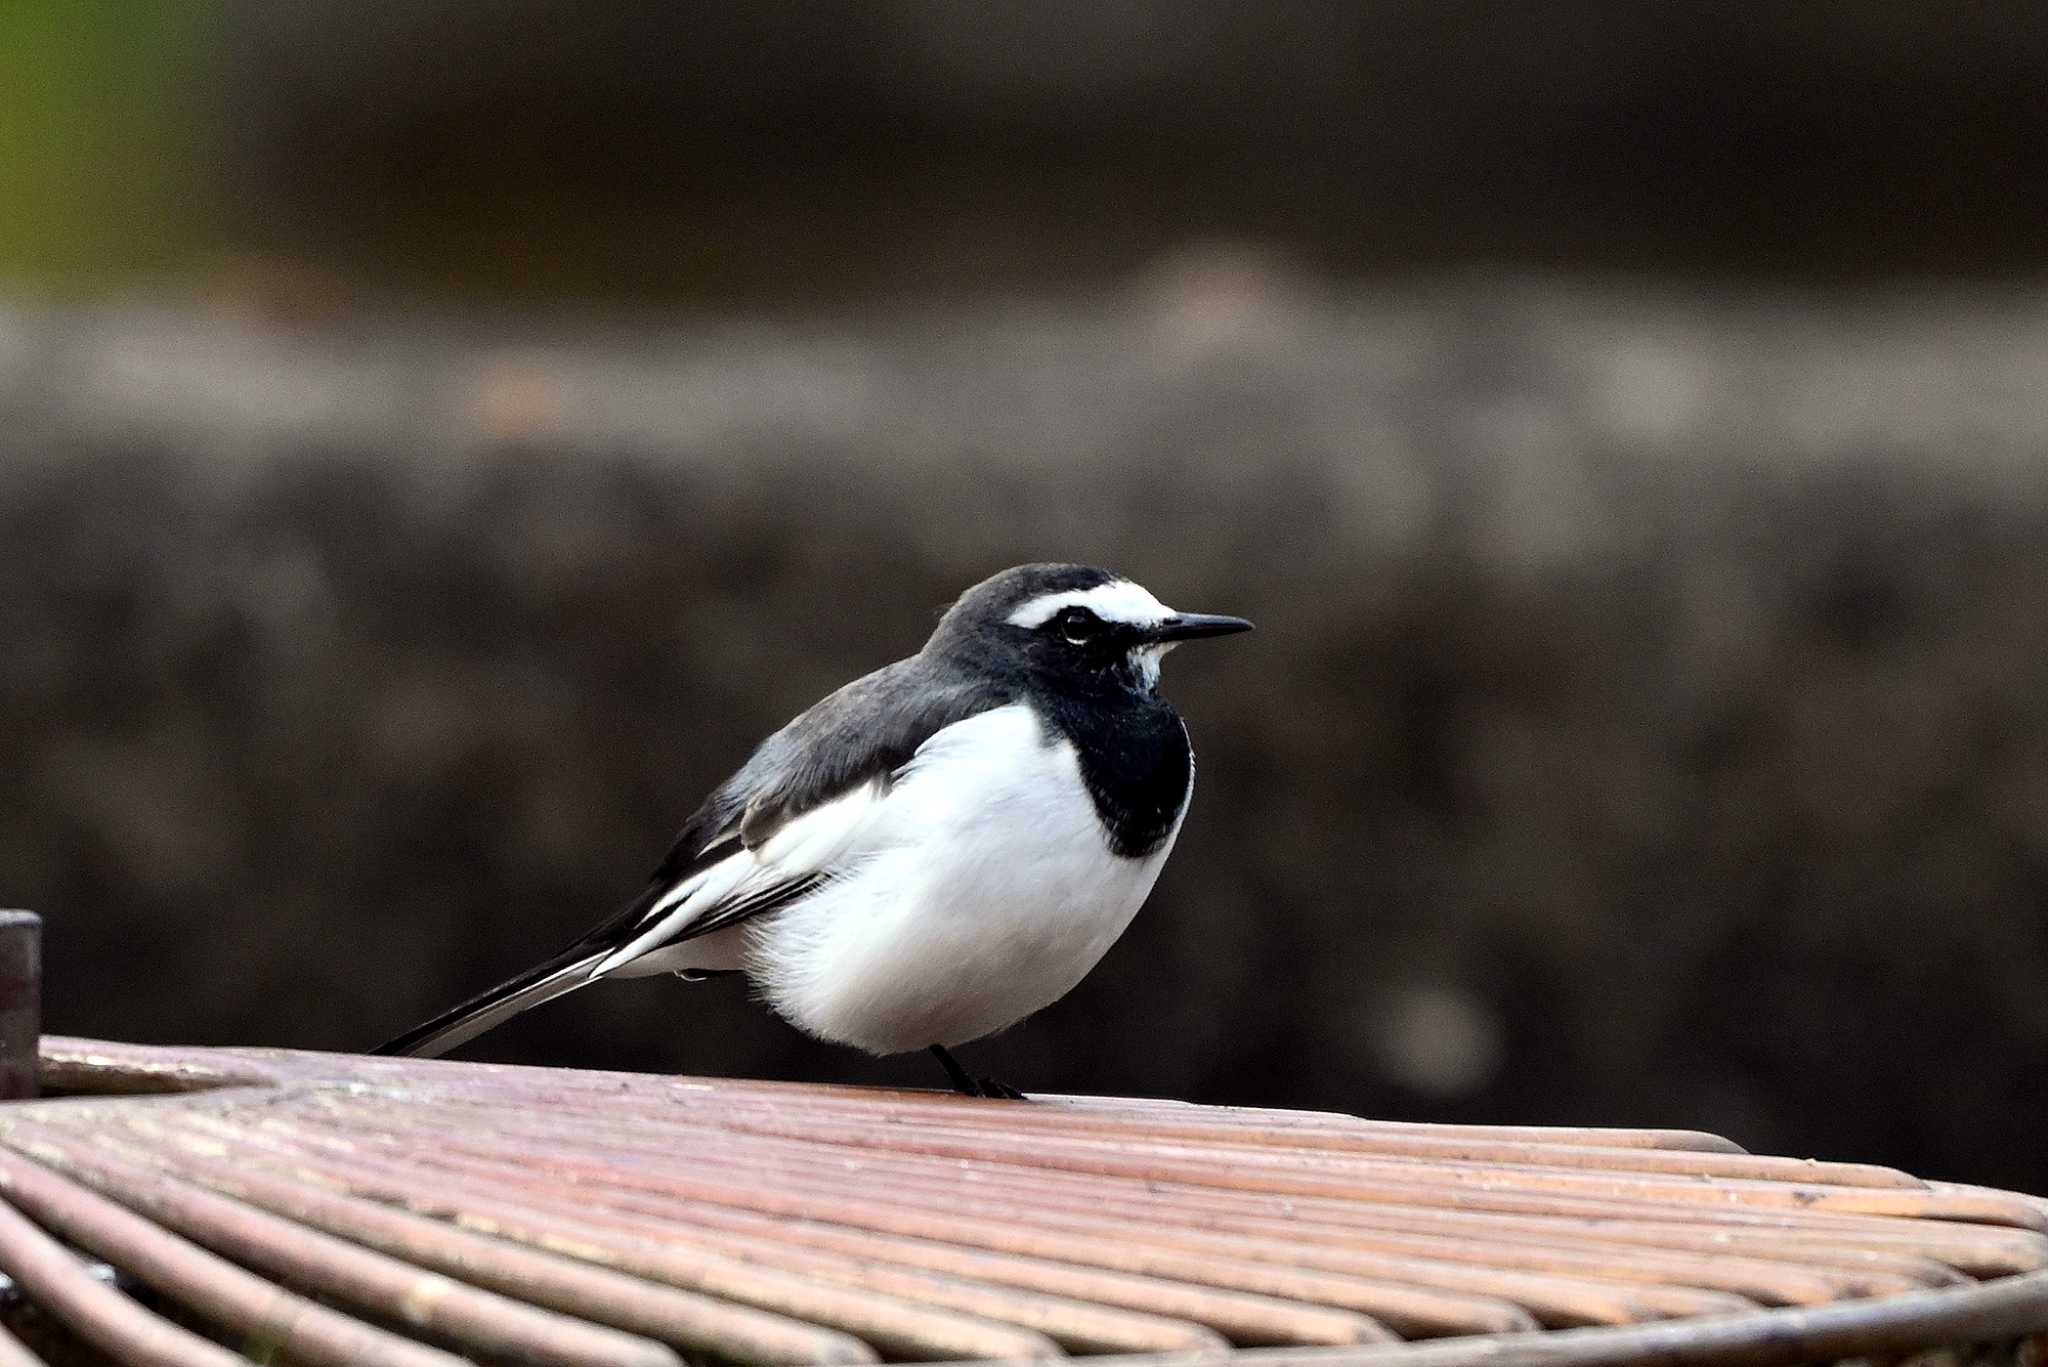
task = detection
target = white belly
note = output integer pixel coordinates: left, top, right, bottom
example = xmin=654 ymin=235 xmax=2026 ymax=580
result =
xmin=743 ymin=703 xmax=1185 ymax=1053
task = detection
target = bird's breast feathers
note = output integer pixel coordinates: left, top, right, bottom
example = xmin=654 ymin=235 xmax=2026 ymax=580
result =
xmin=622 ymin=702 xmax=1188 ymax=1052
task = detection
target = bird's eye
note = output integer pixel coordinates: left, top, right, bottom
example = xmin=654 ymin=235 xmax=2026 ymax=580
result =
xmin=1054 ymin=606 xmax=1102 ymax=644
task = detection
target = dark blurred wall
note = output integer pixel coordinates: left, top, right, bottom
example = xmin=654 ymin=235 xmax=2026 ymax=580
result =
xmin=5 ymin=285 xmax=2046 ymax=1193
xmin=219 ymin=2 xmax=2047 ymax=293
xmin=12 ymin=1 xmax=2041 ymax=297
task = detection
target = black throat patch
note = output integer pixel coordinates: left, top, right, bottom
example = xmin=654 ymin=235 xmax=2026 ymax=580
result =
xmin=1034 ymin=683 xmax=1193 ymax=859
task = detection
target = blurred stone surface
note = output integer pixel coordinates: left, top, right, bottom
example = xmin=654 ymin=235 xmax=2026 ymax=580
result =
xmin=3 ymin=281 xmax=2047 ymax=1192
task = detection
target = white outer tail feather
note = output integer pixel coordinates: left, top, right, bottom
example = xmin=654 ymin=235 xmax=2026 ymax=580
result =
xmin=397 ymin=952 xmax=605 ymax=1058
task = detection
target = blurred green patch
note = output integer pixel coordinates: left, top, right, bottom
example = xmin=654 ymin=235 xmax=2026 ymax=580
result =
xmin=0 ymin=1 xmax=224 ymax=292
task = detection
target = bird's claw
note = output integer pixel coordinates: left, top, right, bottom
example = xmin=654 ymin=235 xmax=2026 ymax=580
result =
xmin=929 ymin=1044 xmax=1028 ymax=1099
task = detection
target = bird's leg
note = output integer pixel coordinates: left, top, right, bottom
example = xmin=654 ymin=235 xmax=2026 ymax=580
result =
xmin=927 ymin=1044 xmax=1028 ymax=1100
xmin=928 ymin=1044 xmax=977 ymax=1094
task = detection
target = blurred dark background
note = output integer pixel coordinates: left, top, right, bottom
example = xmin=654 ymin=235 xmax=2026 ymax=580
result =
xmin=4 ymin=3 xmax=2047 ymax=1194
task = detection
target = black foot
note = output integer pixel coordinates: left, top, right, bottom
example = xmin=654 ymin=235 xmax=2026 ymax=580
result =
xmin=928 ymin=1045 xmax=1029 ymax=1100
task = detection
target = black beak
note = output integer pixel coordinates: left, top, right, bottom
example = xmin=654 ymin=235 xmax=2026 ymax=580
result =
xmin=1149 ymin=612 xmax=1255 ymax=643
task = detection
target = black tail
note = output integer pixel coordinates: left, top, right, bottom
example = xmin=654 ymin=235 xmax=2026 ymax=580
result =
xmin=373 ymin=944 xmax=607 ymax=1058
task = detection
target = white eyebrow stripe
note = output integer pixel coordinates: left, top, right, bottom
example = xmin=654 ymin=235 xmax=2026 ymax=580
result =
xmin=1007 ymin=580 xmax=1172 ymax=629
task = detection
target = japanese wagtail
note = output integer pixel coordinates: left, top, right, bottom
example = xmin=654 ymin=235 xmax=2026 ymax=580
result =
xmin=375 ymin=563 xmax=1252 ymax=1096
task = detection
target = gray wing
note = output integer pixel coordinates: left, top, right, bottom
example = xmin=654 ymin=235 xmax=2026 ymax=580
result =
xmin=580 ymin=656 xmax=1012 ymax=962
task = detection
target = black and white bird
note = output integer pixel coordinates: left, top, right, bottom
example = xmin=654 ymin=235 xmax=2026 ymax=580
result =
xmin=375 ymin=563 xmax=1251 ymax=1096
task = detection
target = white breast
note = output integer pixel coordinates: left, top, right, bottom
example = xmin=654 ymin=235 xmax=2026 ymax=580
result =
xmin=746 ymin=703 xmax=1186 ymax=1053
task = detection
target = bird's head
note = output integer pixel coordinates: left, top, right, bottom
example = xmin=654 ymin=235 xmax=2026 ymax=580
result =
xmin=932 ymin=563 xmax=1252 ymax=691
